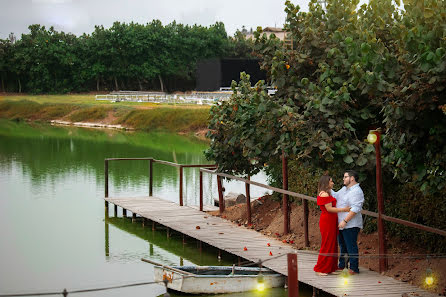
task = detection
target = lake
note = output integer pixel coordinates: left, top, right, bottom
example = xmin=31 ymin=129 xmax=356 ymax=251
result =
xmin=0 ymin=120 xmax=318 ymax=297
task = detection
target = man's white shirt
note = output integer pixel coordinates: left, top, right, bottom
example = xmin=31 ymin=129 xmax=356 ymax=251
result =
xmin=331 ymin=183 xmax=364 ymax=229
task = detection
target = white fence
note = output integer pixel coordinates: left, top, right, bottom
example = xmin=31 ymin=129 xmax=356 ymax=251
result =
xmin=95 ymin=91 xmax=231 ymax=105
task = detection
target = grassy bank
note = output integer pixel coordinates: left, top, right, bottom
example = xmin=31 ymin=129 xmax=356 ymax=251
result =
xmin=0 ymin=94 xmax=211 ymax=133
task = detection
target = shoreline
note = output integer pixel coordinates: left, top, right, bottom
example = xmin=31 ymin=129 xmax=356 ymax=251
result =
xmin=50 ymin=120 xmax=134 ymax=131
xmin=0 ymin=97 xmax=211 ymax=139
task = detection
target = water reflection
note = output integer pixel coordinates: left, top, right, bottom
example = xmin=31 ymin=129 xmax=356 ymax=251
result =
xmin=0 ymin=120 xmax=269 ymax=206
xmin=0 ymin=120 xmax=289 ymax=297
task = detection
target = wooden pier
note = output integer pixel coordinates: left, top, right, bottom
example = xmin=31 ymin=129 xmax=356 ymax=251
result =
xmin=103 ymin=158 xmax=443 ymax=296
xmin=104 ymin=195 xmax=437 ymax=297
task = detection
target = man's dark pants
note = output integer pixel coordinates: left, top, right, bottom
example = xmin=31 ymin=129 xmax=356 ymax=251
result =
xmin=338 ymin=227 xmax=360 ymax=273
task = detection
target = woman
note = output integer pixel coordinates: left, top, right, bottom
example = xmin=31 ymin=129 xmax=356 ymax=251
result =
xmin=314 ymin=175 xmax=350 ymax=276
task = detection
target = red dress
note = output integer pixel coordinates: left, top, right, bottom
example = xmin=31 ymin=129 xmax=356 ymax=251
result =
xmin=313 ymin=195 xmax=339 ymax=273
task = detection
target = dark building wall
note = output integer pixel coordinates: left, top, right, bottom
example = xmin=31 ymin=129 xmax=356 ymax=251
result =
xmin=196 ymin=59 xmax=222 ymax=91
xmin=196 ymin=58 xmax=266 ymax=91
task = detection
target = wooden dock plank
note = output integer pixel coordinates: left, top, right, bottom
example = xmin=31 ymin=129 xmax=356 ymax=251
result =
xmin=104 ymin=196 xmax=437 ymax=297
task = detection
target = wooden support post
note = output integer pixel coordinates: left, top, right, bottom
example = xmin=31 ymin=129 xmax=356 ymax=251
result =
xmin=287 ymin=253 xmax=298 ymax=297
xmin=218 ymin=250 xmax=221 ymax=262
xmin=150 ymin=243 xmax=154 ymax=256
xmin=303 ymin=200 xmax=309 ymax=247
xmin=104 ymin=159 xmax=109 ymax=198
xmin=217 ymin=175 xmax=225 ymax=214
xmin=199 ymin=170 xmax=203 ymax=211
xmin=132 ymin=213 xmax=136 ymax=223
xmin=114 ymin=204 xmax=117 ymax=217
xmin=105 ymin=200 xmax=109 ymax=210
xmin=152 ymin=221 xmax=156 ymax=231
xmin=179 ymin=166 xmax=184 ymax=206
xmin=142 ymin=218 xmax=146 ymax=228
xmin=183 ymin=234 xmax=186 ymax=245
xmin=123 ymin=208 xmax=127 ymax=218
xmin=374 ymin=131 xmax=388 ymax=272
xmin=282 ymin=153 xmax=290 ymax=234
xmin=149 ymin=159 xmax=153 ymax=196
xmin=167 ymin=227 xmax=170 ymax=238
xmin=238 ymin=257 xmax=241 ymax=266
xmin=245 ymin=176 xmax=251 ymax=225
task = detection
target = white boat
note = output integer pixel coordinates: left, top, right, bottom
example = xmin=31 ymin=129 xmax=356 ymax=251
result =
xmin=153 ymin=264 xmax=286 ymax=294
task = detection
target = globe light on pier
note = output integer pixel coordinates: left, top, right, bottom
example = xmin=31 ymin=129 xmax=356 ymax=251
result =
xmin=425 ymin=268 xmax=434 ymax=286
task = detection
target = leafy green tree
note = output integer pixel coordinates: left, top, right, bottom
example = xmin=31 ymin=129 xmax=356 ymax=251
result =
xmin=206 ymin=0 xmax=446 ymax=249
xmin=227 ymin=30 xmax=256 ymax=59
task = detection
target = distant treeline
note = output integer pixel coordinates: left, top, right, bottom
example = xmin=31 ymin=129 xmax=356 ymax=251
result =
xmin=0 ymin=21 xmax=255 ymax=94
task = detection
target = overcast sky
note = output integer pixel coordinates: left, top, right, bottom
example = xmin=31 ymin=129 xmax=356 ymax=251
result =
xmin=0 ymin=0 xmax=315 ymax=39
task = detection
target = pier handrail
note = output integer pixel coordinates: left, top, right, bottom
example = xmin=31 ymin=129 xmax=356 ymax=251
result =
xmin=104 ymin=157 xmax=216 ymax=206
xmin=199 ymin=168 xmax=446 ymax=237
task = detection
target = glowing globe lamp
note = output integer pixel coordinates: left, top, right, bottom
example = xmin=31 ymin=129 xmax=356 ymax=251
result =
xmin=425 ymin=268 xmax=434 ymax=286
xmin=257 ymin=273 xmax=265 ymax=291
xmin=341 ymin=268 xmax=349 ymax=285
xmin=367 ymin=132 xmax=378 ymax=144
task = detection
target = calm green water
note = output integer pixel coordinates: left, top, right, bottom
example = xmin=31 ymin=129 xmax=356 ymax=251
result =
xmin=0 ymin=120 xmax=315 ymax=297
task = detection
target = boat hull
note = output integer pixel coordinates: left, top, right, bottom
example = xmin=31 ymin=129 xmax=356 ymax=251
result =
xmin=153 ymin=265 xmax=285 ymax=294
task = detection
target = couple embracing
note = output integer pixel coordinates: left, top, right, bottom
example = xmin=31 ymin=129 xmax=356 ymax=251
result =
xmin=313 ymin=170 xmax=364 ymax=276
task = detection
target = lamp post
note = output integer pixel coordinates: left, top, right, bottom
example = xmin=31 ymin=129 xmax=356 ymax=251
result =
xmin=367 ymin=129 xmax=388 ymax=273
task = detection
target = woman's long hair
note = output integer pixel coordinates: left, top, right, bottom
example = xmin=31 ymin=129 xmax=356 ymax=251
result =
xmin=318 ymin=175 xmax=332 ymax=196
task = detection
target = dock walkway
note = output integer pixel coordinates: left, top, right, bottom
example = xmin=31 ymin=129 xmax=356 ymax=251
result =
xmin=104 ymin=195 xmax=437 ymax=297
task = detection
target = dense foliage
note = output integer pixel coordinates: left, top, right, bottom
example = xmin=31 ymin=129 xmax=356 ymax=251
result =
xmin=0 ymin=21 xmax=251 ymax=93
xmin=206 ymin=0 xmax=446 ymax=250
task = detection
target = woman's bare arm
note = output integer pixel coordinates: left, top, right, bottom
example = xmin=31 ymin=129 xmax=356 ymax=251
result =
xmin=325 ymin=203 xmax=351 ymax=213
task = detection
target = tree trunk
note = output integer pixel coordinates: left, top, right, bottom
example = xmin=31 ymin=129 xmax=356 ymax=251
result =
xmin=1 ymin=75 xmax=4 ymax=93
xmin=114 ymin=76 xmax=119 ymax=91
xmin=158 ymin=75 xmax=164 ymax=92
xmin=96 ymin=76 xmax=100 ymax=92
xmin=18 ymin=78 xmax=22 ymax=93
xmin=138 ymin=78 xmax=143 ymax=91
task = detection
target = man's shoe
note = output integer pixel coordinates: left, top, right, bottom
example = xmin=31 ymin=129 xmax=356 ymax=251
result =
xmin=348 ymin=269 xmax=359 ymax=275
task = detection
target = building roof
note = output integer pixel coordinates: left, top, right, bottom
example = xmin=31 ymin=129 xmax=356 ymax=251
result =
xmin=263 ymin=27 xmax=284 ymax=32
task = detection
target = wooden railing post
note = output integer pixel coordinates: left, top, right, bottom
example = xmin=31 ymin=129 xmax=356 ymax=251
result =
xmin=282 ymin=153 xmax=290 ymax=234
xmin=246 ymin=176 xmax=251 ymax=225
xmin=149 ymin=158 xmax=153 ymax=196
xmin=303 ymin=200 xmax=309 ymax=247
xmin=217 ymin=175 xmax=225 ymax=214
xmin=375 ymin=131 xmax=388 ymax=272
xmin=104 ymin=159 xmax=109 ymax=211
xmin=287 ymin=253 xmax=298 ymax=297
xmin=199 ymin=170 xmax=203 ymax=211
xmin=179 ymin=165 xmax=184 ymax=206
xmin=104 ymin=159 xmax=109 ymax=198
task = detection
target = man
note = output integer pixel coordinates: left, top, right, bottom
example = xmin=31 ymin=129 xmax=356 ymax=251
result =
xmin=331 ymin=170 xmax=364 ymax=275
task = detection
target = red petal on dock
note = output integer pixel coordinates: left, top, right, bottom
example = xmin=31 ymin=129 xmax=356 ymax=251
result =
xmin=196 ymin=226 xmax=201 ymax=229
xmin=267 ymin=243 xmax=271 ymax=247
xmin=244 ymin=247 xmax=248 ymax=251
xmin=269 ymin=251 xmax=273 ymax=256
xmin=290 ymin=240 xmax=294 ymax=244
